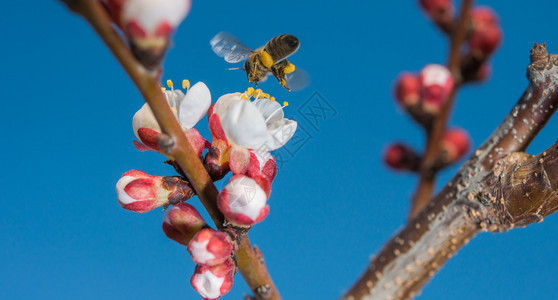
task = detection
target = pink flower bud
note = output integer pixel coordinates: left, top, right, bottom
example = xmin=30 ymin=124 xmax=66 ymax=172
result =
xmin=384 ymin=144 xmax=421 ymax=171
xmin=469 ymin=7 xmax=502 ymax=57
xmin=441 ymin=128 xmax=470 ymax=162
xmin=419 ymin=64 xmax=454 ymax=114
xmin=191 ymin=259 xmax=235 ymax=300
xmin=162 ymin=203 xmax=206 ymax=245
xmin=394 ymin=72 xmax=420 ymax=107
xmin=188 ymin=229 xmax=233 ymax=266
xmin=419 ymin=0 xmax=453 ymax=26
xmin=217 ymin=175 xmax=269 ymax=226
xmin=419 ymin=0 xmax=453 ymax=15
xmin=119 ymin=0 xmax=191 ymax=69
xmin=116 ymin=170 xmax=193 ymax=213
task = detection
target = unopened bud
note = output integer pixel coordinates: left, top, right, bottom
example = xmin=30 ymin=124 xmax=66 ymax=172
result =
xmin=116 ymin=170 xmax=193 ymax=213
xmin=419 ymin=64 xmax=454 ymax=114
xmin=188 ymin=228 xmax=234 ymax=266
xmin=394 ymin=72 xmax=420 ymax=107
xmin=469 ymin=7 xmax=502 ymax=57
xmin=419 ymin=0 xmax=453 ymax=27
xmin=121 ymin=0 xmax=191 ymax=69
xmin=441 ymin=128 xmax=470 ymax=162
xmin=384 ymin=144 xmax=421 ymax=171
xmin=191 ymin=258 xmax=235 ymax=300
xmin=162 ymin=203 xmax=206 ymax=245
xmin=217 ymin=175 xmax=269 ymax=226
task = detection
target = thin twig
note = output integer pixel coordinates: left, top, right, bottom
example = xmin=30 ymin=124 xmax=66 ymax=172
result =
xmin=59 ymin=1 xmax=281 ymax=299
xmin=409 ymin=0 xmax=474 ymax=219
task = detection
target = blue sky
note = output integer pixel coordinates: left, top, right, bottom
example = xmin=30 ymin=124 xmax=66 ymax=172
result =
xmin=1 ymin=0 xmax=558 ymax=299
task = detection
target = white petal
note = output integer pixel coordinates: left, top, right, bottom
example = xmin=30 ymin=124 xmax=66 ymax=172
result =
xmin=189 ymin=239 xmax=215 ymax=264
xmin=132 ymin=104 xmax=161 ymax=140
xmin=225 ymin=176 xmax=267 ymax=221
xmin=193 ymin=270 xmax=225 ymax=300
xmin=178 ymin=82 xmax=211 ymax=129
xmin=219 ymin=96 xmax=267 ymax=149
xmin=116 ymin=176 xmax=138 ymax=205
xmin=252 ymin=98 xmax=284 ymax=126
xmin=214 ymin=93 xmax=240 ymax=116
xmin=264 ymin=119 xmax=297 ymax=151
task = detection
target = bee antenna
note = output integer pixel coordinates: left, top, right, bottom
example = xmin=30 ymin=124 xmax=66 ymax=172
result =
xmin=226 ymin=67 xmax=244 ymax=71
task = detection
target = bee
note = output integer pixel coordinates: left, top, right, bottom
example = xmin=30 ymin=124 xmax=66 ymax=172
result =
xmin=210 ymin=32 xmax=309 ymax=91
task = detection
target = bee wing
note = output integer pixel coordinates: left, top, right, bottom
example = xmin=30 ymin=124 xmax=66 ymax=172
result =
xmin=285 ymin=68 xmax=310 ymax=91
xmin=210 ymin=32 xmax=253 ymax=63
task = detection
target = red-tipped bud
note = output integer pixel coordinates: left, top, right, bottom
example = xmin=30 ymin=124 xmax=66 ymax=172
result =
xmin=115 ymin=0 xmax=191 ymax=69
xmin=474 ymin=63 xmax=491 ymax=82
xmin=191 ymin=259 xmax=235 ymax=300
xmin=469 ymin=7 xmax=501 ymax=57
xmin=384 ymin=144 xmax=421 ymax=171
xmin=162 ymin=203 xmax=206 ymax=245
xmin=217 ymin=175 xmax=269 ymax=226
xmin=419 ymin=64 xmax=454 ymax=114
xmin=419 ymin=0 xmax=453 ymax=26
xmin=419 ymin=0 xmax=452 ymax=14
xmin=441 ymin=128 xmax=470 ymax=162
xmin=188 ymin=229 xmax=233 ymax=266
xmin=394 ymin=73 xmax=421 ymax=107
xmin=116 ymin=170 xmax=193 ymax=213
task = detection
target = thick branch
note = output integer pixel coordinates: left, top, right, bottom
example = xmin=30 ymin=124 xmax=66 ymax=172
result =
xmin=59 ymin=1 xmax=280 ymax=299
xmin=344 ymin=44 xmax=558 ymax=300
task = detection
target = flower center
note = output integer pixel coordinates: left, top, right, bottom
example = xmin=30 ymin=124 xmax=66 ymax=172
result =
xmin=161 ymin=79 xmax=191 ymax=114
xmin=239 ymin=87 xmax=288 ymax=124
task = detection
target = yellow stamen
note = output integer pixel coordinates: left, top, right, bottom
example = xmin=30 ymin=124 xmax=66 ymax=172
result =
xmin=270 ymin=96 xmax=276 ymax=101
xmin=261 ymin=93 xmax=270 ymax=99
xmin=283 ymin=101 xmax=289 ymax=106
xmin=161 ymin=87 xmax=166 ymax=92
xmin=166 ymin=79 xmax=173 ymax=88
xmin=182 ymin=79 xmax=190 ymax=90
xmin=241 ymin=94 xmax=250 ymax=100
xmin=246 ymin=87 xmax=254 ymax=96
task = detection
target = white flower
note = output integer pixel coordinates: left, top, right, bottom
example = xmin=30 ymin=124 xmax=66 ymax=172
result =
xmin=132 ymin=81 xmax=211 ymax=151
xmin=212 ymin=91 xmax=297 ymax=152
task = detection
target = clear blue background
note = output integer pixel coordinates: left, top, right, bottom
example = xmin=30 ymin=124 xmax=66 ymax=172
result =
xmin=1 ymin=0 xmax=557 ymax=299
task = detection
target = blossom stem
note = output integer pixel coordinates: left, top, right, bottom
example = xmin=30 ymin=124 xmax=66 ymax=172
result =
xmin=60 ymin=1 xmax=281 ymax=298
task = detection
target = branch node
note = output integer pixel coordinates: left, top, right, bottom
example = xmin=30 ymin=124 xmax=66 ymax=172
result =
xmin=156 ymin=133 xmax=175 ymax=155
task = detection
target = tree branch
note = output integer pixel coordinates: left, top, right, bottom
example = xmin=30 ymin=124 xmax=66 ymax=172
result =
xmin=343 ymin=43 xmax=558 ymax=300
xmin=59 ymin=1 xmax=281 ymax=298
xmin=409 ymin=0 xmax=474 ymax=219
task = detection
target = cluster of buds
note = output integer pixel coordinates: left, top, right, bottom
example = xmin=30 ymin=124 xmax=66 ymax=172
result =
xmin=394 ymin=64 xmax=454 ymax=125
xmin=418 ymin=1 xmax=501 ymax=83
xmin=162 ymin=204 xmax=236 ymax=299
xmin=383 ymin=128 xmax=470 ymax=171
xmin=117 ymin=80 xmax=297 ymax=299
xmin=102 ymin=0 xmax=192 ymax=70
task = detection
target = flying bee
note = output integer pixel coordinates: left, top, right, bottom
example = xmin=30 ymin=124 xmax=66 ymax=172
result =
xmin=210 ymin=32 xmax=309 ymax=91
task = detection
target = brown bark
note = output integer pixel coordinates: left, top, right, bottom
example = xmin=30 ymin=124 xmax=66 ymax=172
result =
xmin=343 ymin=43 xmax=558 ymax=300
